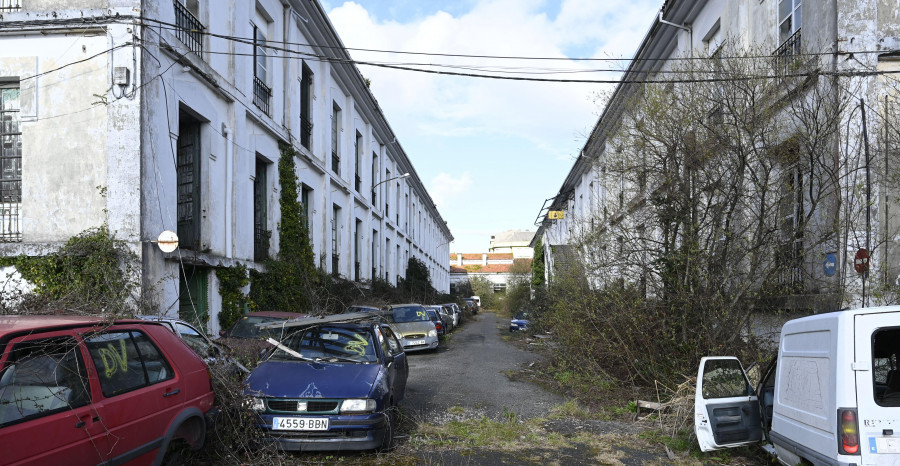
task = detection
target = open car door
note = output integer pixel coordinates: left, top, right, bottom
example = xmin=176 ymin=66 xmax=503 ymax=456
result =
xmin=694 ymin=356 xmax=763 ymax=451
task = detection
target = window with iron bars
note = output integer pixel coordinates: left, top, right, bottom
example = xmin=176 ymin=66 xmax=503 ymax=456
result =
xmin=0 ymin=0 xmax=21 ymax=12
xmin=173 ymin=0 xmax=204 ymax=54
xmin=775 ymin=0 xmax=802 ymax=76
xmin=331 ymin=103 xmax=341 ymax=175
xmin=0 ymin=85 xmax=22 ymax=242
xmin=300 ymin=64 xmax=313 ymax=150
xmin=252 ymin=25 xmax=271 ymax=115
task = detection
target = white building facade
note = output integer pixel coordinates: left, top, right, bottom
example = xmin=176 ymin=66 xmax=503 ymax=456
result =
xmin=0 ymin=0 xmax=452 ymax=334
xmin=535 ymin=0 xmax=900 ymax=311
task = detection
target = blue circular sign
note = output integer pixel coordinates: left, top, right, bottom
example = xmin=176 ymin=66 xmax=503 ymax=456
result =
xmin=824 ymin=253 xmax=837 ymax=277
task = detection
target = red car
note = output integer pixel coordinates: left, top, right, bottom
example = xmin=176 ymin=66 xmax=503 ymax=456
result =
xmin=0 ymin=315 xmax=216 ymax=465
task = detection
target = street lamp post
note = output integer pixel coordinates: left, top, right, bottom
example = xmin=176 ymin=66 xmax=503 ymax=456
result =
xmin=373 ymin=172 xmax=410 ymax=190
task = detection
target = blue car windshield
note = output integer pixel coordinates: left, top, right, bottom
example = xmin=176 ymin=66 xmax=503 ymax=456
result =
xmin=271 ymin=326 xmax=377 ymax=363
xmin=391 ymin=307 xmax=430 ymax=323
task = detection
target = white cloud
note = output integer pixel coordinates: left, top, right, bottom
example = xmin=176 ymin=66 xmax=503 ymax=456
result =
xmin=428 ymin=172 xmax=473 ymax=208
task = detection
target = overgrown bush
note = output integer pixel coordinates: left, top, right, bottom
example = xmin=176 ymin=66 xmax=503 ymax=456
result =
xmin=0 ymin=225 xmax=145 ymax=316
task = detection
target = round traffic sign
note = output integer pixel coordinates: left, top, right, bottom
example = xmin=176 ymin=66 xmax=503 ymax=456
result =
xmin=854 ymin=248 xmax=869 ymax=274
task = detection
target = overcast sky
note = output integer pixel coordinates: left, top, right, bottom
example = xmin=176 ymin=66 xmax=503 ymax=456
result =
xmin=325 ymin=0 xmax=663 ymax=253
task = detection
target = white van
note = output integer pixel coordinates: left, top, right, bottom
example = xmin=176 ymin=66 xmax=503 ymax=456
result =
xmin=694 ymin=306 xmax=900 ymax=465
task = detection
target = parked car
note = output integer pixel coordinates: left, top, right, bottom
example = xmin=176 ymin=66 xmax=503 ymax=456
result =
xmin=0 ymin=315 xmax=216 ymax=465
xmin=426 ymin=305 xmax=454 ymax=332
xmin=509 ymin=310 xmax=530 ymax=332
xmin=424 ymin=307 xmax=446 ymax=337
xmin=343 ymin=305 xmax=381 ymax=314
xmin=441 ymin=303 xmax=462 ymax=326
xmin=244 ymin=318 xmax=408 ymax=451
xmin=138 ymin=315 xmax=248 ymax=373
xmin=442 ymin=304 xmax=459 ymax=328
xmin=218 ymin=311 xmax=307 ymax=363
xmin=471 ymin=296 xmax=481 ymax=310
xmin=463 ymin=298 xmax=478 ymax=315
xmin=384 ymin=304 xmax=438 ymax=352
xmin=694 ymin=306 xmax=900 ymax=465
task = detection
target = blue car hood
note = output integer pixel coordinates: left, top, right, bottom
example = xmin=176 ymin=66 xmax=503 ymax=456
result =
xmin=246 ymin=360 xmax=382 ymax=399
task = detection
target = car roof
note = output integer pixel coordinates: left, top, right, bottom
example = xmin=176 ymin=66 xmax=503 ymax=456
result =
xmin=386 ymin=303 xmax=423 ymax=308
xmin=241 ymin=311 xmax=307 ymax=318
xmin=0 ymin=315 xmax=162 ymax=344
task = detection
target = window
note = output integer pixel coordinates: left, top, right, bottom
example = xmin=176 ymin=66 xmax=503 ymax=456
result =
xmin=384 ymin=168 xmax=391 ymax=217
xmin=301 ymin=184 xmax=312 ymax=231
xmin=0 ymin=1 xmax=21 ymax=12
xmin=371 ymin=151 xmax=378 ymax=204
xmin=174 ymin=0 xmax=204 ymax=53
xmin=355 ymin=132 xmax=362 ymax=192
xmin=254 ymin=158 xmax=270 ymax=261
xmin=775 ymin=0 xmax=802 ymax=74
xmin=176 ymin=111 xmax=201 ymax=250
xmin=0 ymin=337 xmax=89 ymax=426
xmin=779 ymin=0 xmax=801 ymax=45
xmin=331 ymin=204 xmax=341 ymax=276
xmin=372 ymin=229 xmax=379 ymax=279
xmin=874 ymin=327 xmax=900 ymax=407
xmin=85 ymin=331 xmax=173 ymax=398
xmin=0 ymin=85 xmax=21 ymax=242
xmin=331 ymin=102 xmax=341 ymax=174
xmin=300 ymin=63 xmax=313 ymax=149
xmin=354 ymin=218 xmax=362 ymax=281
xmin=252 ymin=23 xmax=271 ymax=114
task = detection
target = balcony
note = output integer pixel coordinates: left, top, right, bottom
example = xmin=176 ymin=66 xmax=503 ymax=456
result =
xmin=775 ymin=29 xmax=802 ymax=76
xmin=254 ymin=225 xmax=271 ymax=262
xmin=173 ymin=1 xmax=204 ymax=54
xmin=253 ymin=76 xmax=271 ymax=115
xmin=300 ymin=115 xmax=313 ymax=149
xmin=0 ymin=0 xmax=21 ymax=12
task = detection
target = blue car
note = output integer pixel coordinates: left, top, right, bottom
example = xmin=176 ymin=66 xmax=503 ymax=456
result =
xmin=244 ymin=320 xmax=408 ymax=451
xmin=509 ymin=310 xmax=531 ymax=332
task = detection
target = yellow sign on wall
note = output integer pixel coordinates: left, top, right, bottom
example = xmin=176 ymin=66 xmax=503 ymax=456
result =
xmin=548 ymin=211 xmax=565 ymax=219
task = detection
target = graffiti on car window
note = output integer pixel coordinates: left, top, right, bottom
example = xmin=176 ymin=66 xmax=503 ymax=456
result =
xmin=98 ymin=339 xmax=129 ymax=378
xmin=344 ymin=334 xmax=369 ymax=356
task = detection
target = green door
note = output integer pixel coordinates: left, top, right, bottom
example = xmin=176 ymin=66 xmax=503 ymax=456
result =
xmin=179 ymin=266 xmax=208 ymax=328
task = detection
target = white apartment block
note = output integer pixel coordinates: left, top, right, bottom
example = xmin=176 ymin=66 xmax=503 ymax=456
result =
xmin=535 ymin=0 xmax=900 ymax=311
xmin=0 ymin=0 xmax=452 ymax=334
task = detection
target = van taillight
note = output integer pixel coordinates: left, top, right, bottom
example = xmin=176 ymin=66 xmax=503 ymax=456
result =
xmin=838 ymin=408 xmax=860 ymax=455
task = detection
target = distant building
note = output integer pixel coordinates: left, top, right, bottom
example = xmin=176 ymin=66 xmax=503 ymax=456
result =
xmin=489 ymin=230 xmax=535 ymax=259
xmin=449 ymin=252 xmax=530 ymax=293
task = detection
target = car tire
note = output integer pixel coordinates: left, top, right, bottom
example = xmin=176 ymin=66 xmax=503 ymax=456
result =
xmin=160 ymin=439 xmax=188 ymax=466
xmin=378 ymin=404 xmax=396 ymax=452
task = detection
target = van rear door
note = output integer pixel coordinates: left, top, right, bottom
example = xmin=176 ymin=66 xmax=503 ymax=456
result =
xmin=854 ymin=313 xmax=900 ymax=460
xmin=694 ymin=356 xmax=763 ymax=451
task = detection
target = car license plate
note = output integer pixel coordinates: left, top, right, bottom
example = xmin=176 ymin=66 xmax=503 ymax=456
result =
xmin=273 ymin=417 xmax=329 ymax=431
xmin=406 ymin=339 xmax=425 ymax=346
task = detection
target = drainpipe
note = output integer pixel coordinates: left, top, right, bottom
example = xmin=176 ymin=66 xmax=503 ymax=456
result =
xmin=223 ymin=123 xmax=234 ymax=259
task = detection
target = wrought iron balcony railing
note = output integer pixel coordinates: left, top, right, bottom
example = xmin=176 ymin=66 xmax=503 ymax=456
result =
xmin=0 ymin=0 xmax=21 ymax=12
xmin=774 ymin=29 xmax=802 ymax=77
xmin=174 ymin=1 xmax=204 ymax=54
xmin=253 ymin=76 xmax=271 ymax=115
